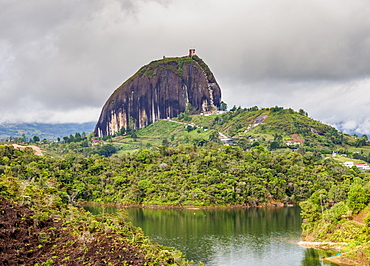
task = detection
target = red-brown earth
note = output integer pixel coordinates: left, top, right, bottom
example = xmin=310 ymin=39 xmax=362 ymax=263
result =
xmin=0 ymin=197 xmax=173 ymax=265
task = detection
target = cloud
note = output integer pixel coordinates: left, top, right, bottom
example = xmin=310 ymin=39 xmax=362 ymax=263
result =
xmin=1 ymin=0 xmax=370 ymax=134
xmin=0 ymin=102 xmax=101 ymax=124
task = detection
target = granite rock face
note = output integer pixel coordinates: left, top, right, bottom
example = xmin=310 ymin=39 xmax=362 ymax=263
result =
xmin=95 ymin=54 xmax=222 ymax=137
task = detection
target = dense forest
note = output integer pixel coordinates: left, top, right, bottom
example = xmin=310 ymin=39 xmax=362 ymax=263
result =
xmin=0 ymin=149 xmax=188 ymax=265
xmin=1 ymin=143 xmax=368 ymax=207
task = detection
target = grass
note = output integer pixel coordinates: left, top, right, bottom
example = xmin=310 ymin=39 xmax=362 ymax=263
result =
xmin=347 ymin=146 xmax=370 ymax=154
xmin=178 ymin=114 xmax=215 ymax=128
xmin=137 ymin=120 xmax=185 ymax=138
xmin=110 ymin=119 xmax=211 ymax=152
xmin=331 ymin=155 xmax=367 ymax=164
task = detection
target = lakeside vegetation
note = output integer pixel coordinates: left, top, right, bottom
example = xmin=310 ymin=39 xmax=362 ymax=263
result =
xmin=2 ymin=106 xmax=370 ymax=264
xmin=300 ymin=179 xmax=370 ymax=265
xmin=0 ymin=151 xmax=188 ymax=265
xmin=2 ymin=141 xmax=370 ymax=263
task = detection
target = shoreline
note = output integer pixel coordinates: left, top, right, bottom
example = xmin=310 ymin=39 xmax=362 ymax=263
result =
xmin=297 ymin=241 xmax=357 ymax=266
xmin=297 ymin=241 xmax=348 ymax=251
xmin=298 ymin=241 xmax=369 ymax=265
xmin=81 ymin=201 xmax=296 ymax=210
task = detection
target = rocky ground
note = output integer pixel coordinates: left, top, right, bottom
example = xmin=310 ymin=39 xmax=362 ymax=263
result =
xmin=0 ymin=197 xmax=178 ymax=265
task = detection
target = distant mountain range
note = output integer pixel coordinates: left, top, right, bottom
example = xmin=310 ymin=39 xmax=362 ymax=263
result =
xmin=0 ymin=122 xmax=96 ymax=140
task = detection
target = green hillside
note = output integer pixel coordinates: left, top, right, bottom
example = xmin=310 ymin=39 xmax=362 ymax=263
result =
xmin=178 ymin=107 xmax=343 ymax=148
xmin=300 ymin=180 xmax=370 ymax=265
xmin=7 ymin=106 xmax=369 ymax=164
xmin=101 ymin=119 xmax=216 ymax=155
xmin=168 ymin=107 xmax=369 ymax=157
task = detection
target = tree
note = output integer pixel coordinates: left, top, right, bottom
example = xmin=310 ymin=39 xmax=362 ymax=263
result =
xmin=325 ymin=201 xmax=349 ymax=223
xmin=131 ymin=131 xmax=138 ymax=140
xmin=208 ymin=131 xmax=220 ymax=143
xmin=97 ymin=144 xmax=117 ymax=157
xmin=355 ymin=137 xmax=367 ymax=147
xmin=33 ymin=136 xmax=40 ymax=142
xmin=185 ymin=103 xmax=196 ymax=115
xmin=128 ymin=116 xmax=136 ymax=132
xmin=271 ymin=106 xmax=283 ymax=113
xmin=186 ymin=125 xmax=194 ymax=132
xmin=299 ymin=109 xmax=308 ymax=116
xmin=297 ymin=146 xmax=306 ymax=155
xmin=117 ymin=127 xmax=126 ymax=136
xmin=347 ymin=182 xmax=368 ymax=214
xmin=219 ymin=101 xmax=228 ymax=111
xmin=269 ymin=141 xmax=279 ymax=150
xmin=75 ymin=132 xmax=82 ymax=142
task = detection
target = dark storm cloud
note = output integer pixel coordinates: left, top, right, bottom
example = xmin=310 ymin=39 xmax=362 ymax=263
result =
xmin=1 ymin=0 xmax=370 ymax=133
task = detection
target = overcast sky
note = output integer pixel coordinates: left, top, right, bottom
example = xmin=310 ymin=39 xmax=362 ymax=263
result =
xmin=1 ymin=0 xmax=370 ymax=135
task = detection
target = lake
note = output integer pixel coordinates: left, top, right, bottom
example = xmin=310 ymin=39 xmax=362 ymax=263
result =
xmin=84 ymin=206 xmax=339 ymax=266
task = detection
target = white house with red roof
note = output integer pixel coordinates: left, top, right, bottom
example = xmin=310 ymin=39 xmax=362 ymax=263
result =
xmin=356 ymin=163 xmax=370 ymax=170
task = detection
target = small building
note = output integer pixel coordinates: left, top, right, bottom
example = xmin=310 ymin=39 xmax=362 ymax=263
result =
xmin=356 ymin=163 xmax=370 ymax=170
xmin=286 ymin=141 xmax=301 ymax=146
xmin=203 ymin=110 xmax=228 ymax=116
xmin=343 ymin=161 xmax=354 ymax=167
xmin=219 ymin=133 xmax=234 ymax=145
xmin=189 ymin=48 xmax=195 ymax=57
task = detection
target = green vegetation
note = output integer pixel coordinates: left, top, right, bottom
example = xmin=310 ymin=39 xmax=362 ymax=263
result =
xmin=3 ymin=105 xmax=370 ymax=263
xmin=300 ymin=176 xmax=370 ymax=264
xmin=171 ymin=107 xmax=370 ymax=161
xmin=191 ymin=54 xmax=215 ymax=81
xmin=136 ymin=56 xmax=195 ymax=78
xmin=0 ymin=151 xmax=188 ymax=265
xmin=112 ymin=56 xmax=200 ymax=96
xmin=103 ymin=119 xmax=213 ymax=154
xmin=39 ymin=132 xmax=120 ymax=158
xmin=109 ymin=54 xmax=217 ymax=101
xmin=1 ymin=143 xmax=367 ymax=208
xmin=4 ymin=107 xmax=370 ymax=163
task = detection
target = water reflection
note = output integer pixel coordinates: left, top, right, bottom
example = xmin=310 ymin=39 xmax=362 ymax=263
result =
xmin=301 ymin=248 xmax=339 ymax=266
xmin=84 ymin=206 xmax=338 ymax=266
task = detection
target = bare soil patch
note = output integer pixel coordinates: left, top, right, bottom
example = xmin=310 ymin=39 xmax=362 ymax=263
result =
xmin=290 ymin=134 xmax=304 ymax=144
xmin=9 ymin=144 xmax=44 ymax=156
